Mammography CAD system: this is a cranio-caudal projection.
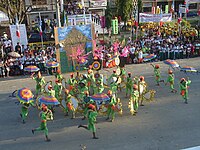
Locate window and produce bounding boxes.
[189,3,197,10]
[32,0,47,5]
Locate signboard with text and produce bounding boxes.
[139,13,172,23]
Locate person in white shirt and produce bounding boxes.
[129,44,136,64]
[138,49,143,64]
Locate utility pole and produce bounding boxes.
[55,0,61,27]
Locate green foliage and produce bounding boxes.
[115,0,133,23]
[138,0,143,13]
[105,2,112,29]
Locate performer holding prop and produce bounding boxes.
[126,72,133,98]
[106,90,117,122]
[138,76,147,106]
[32,104,51,142]
[150,64,164,86]
[55,69,63,81]
[179,78,191,104]
[54,79,63,102]
[67,73,77,95]
[64,89,75,118]
[20,102,35,124]
[129,84,139,115]
[31,71,46,97]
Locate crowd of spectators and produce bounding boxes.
[0,36,56,78]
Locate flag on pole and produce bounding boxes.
[171,0,175,12]
[39,13,43,36]
[16,16,20,38]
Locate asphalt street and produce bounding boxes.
[0,58,200,150]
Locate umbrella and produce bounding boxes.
[180,66,198,72]
[164,59,180,68]
[24,65,40,72]
[38,95,60,105]
[45,61,59,68]
[91,93,110,101]
[16,88,34,103]
[143,54,157,62]
[7,52,21,58]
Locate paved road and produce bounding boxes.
[1,58,200,150]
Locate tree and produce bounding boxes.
[105,2,112,29]
[0,0,30,24]
[115,0,133,29]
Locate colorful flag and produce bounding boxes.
[39,13,43,36]
[16,16,20,38]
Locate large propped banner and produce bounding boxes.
[9,24,28,49]
[54,24,95,73]
[139,13,172,23]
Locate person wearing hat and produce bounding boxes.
[87,69,96,94]
[165,70,177,93]
[150,64,164,86]
[78,104,98,139]
[106,90,117,122]
[32,104,51,142]
[67,73,77,95]
[78,74,89,100]
[179,77,191,104]
[94,73,104,94]
[108,70,118,84]
[82,91,95,120]
[31,71,46,97]
[138,76,147,106]
[129,84,139,115]
[20,101,35,124]
[55,69,63,81]
[126,72,133,98]
[47,84,55,97]
[109,77,118,96]
[64,89,75,118]
[54,79,63,102]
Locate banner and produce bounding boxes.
[9,24,28,49]
[139,13,172,23]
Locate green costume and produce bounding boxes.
[106,96,116,121]
[154,67,161,84]
[95,76,104,94]
[87,72,96,94]
[55,73,63,81]
[88,110,98,132]
[20,102,34,123]
[33,77,46,95]
[130,89,139,114]
[82,97,93,119]
[54,83,62,101]
[126,77,133,96]
[65,93,75,118]
[78,82,88,100]
[67,77,77,95]
[120,68,126,82]
[47,89,55,97]
[180,80,191,103]
[166,73,175,91]
[108,73,118,84]
[32,111,51,141]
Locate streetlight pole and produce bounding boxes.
[55,0,61,27]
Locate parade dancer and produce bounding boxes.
[106,90,117,122]
[138,76,147,106]
[78,75,89,100]
[95,74,104,94]
[179,78,191,104]
[20,101,35,124]
[54,79,63,102]
[32,104,51,142]
[108,70,118,84]
[67,73,77,95]
[87,69,96,94]
[165,70,177,93]
[151,64,164,85]
[47,85,55,112]
[126,72,133,98]
[129,84,139,115]
[31,71,46,97]
[55,69,63,81]
[78,104,98,139]
[64,89,75,118]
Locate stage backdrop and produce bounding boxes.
[55,24,95,73]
